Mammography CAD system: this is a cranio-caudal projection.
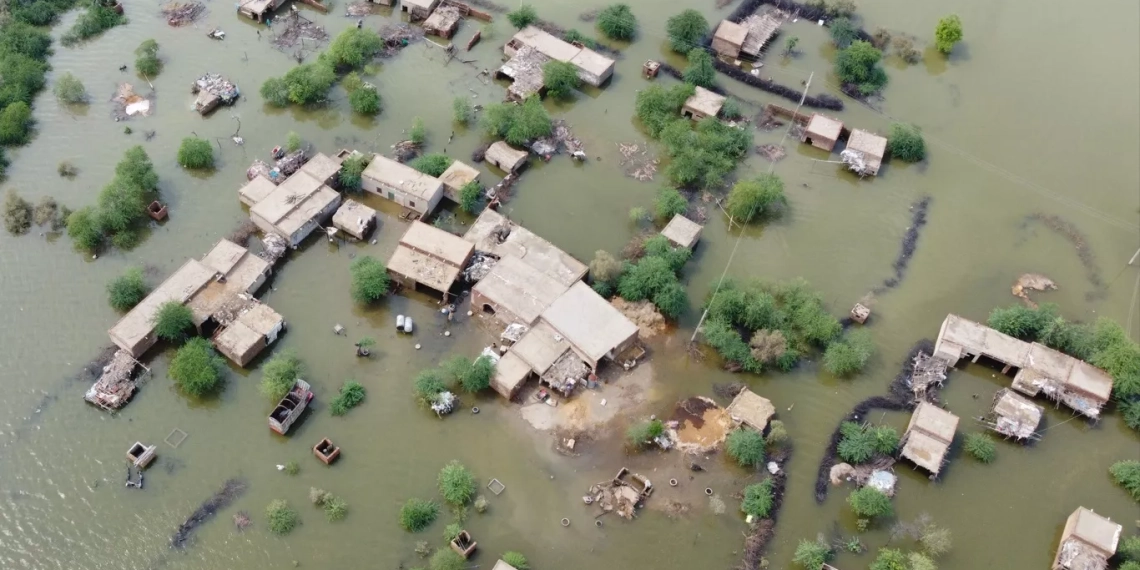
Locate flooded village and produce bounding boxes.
[0,0,1137,569]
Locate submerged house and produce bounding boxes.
[726,388,776,432]
[682,86,726,121]
[842,128,888,176]
[464,209,588,286]
[187,239,273,335]
[1053,507,1121,570]
[237,0,286,22]
[388,221,475,300]
[540,282,639,371]
[899,402,959,476]
[423,4,462,38]
[987,388,1043,440]
[361,154,445,216]
[738,13,781,58]
[250,171,342,248]
[484,141,529,173]
[660,214,703,249]
[331,199,377,240]
[498,45,551,101]
[212,299,285,366]
[401,0,439,19]
[504,26,615,87]
[802,113,844,151]
[439,160,481,202]
[712,20,748,59]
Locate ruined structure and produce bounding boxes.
[438,160,481,202]
[726,388,775,432]
[388,221,475,300]
[842,128,888,176]
[331,199,377,240]
[504,26,614,87]
[1053,507,1121,570]
[985,388,1043,440]
[899,402,958,476]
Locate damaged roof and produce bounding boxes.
[660,214,703,249]
[901,402,959,474]
[684,86,726,117]
[726,388,775,431]
[109,260,216,355]
[510,320,571,376]
[388,245,464,293]
[463,209,588,286]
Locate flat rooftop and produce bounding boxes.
[541,282,639,364]
[298,152,343,183]
[239,175,278,205]
[332,199,377,237]
[685,86,727,117]
[660,214,702,248]
[714,19,748,46]
[438,160,480,192]
[109,260,216,352]
[188,241,271,325]
[846,129,888,159]
[806,113,843,141]
[511,26,581,62]
[464,209,587,286]
[388,245,463,293]
[362,154,444,201]
[510,320,571,376]
[250,169,325,225]
[491,350,531,399]
[485,141,528,172]
[400,221,474,267]
[1063,507,1122,556]
[726,388,775,431]
[901,402,959,474]
[474,255,570,325]
[277,185,340,237]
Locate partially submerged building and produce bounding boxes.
[802,113,844,151]
[187,239,273,333]
[464,209,588,286]
[361,154,444,216]
[712,20,749,59]
[492,560,520,570]
[388,221,475,299]
[504,26,615,87]
[1053,507,1121,570]
[472,255,569,326]
[899,402,959,476]
[423,4,462,38]
[109,260,218,358]
[660,214,703,249]
[491,350,532,400]
[401,0,439,18]
[439,160,480,202]
[987,388,1043,440]
[192,74,240,114]
[85,349,141,411]
[726,388,775,432]
[540,282,639,370]
[250,171,342,248]
[237,0,286,22]
[484,141,528,173]
[212,299,285,366]
[239,174,278,207]
[682,86,726,121]
[331,199,377,240]
[498,44,551,101]
[842,128,888,177]
[738,13,781,58]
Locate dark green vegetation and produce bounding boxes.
[562,28,598,50]
[725,174,786,222]
[3,190,32,234]
[458,181,482,213]
[614,235,690,318]
[438,461,476,506]
[543,60,581,99]
[887,122,926,162]
[626,418,664,447]
[634,83,694,137]
[330,380,366,416]
[61,2,126,47]
[339,154,368,191]
[963,432,996,463]
[441,355,495,393]
[506,5,537,29]
[837,421,899,464]
[286,131,302,152]
[413,369,448,407]
[260,349,303,400]
[1119,535,1140,561]
[987,303,1140,431]
[1110,460,1140,502]
[655,186,687,220]
[725,429,766,468]
[107,267,149,311]
[67,146,160,251]
[740,479,775,518]
[0,17,62,172]
[349,83,382,116]
[262,29,381,108]
[701,279,843,373]
[430,549,465,570]
[266,499,299,534]
[350,256,390,303]
[823,329,876,376]
[848,486,893,518]
[410,117,426,145]
[452,96,474,125]
[829,16,858,48]
[682,48,716,88]
[502,551,530,570]
[596,4,636,40]
[835,40,888,96]
[325,28,383,70]
[177,137,214,169]
[793,538,833,569]
[53,72,87,104]
[411,153,453,177]
[153,301,194,343]
[134,39,160,77]
[481,96,553,146]
[399,497,439,531]
[665,9,708,53]
[720,97,742,120]
[934,15,963,54]
[0,101,33,146]
[169,338,225,396]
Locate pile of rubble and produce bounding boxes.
[583,469,652,520]
[344,1,374,16]
[271,11,329,52]
[463,251,497,282]
[618,142,657,182]
[162,2,205,26]
[84,350,139,411]
[247,159,273,181]
[257,233,289,263]
[193,74,240,104]
[530,119,585,160]
[378,23,424,56]
[112,83,153,120]
[275,150,306,177]
[755,144,786,162]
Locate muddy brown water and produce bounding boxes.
[0,0,1138,569]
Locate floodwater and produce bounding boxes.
[0,0,1137,568]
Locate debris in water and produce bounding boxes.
[1011,273,1056,308]
[112,83,153,120]
[755,143,786,162]
[171,478,247,548]
[162,2,206,26]
[618,141,657,182]
[344,1,375,16]
[1022,213,1105,300]
[233,510,252,530]
[271,11,329,56]
[378,23,424,56]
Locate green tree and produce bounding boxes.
[783,36,799,56]
[414,369,447,407]
[350,85,382,115]
[134,39,161,76]
[823,329,875,376]
[543,60,581,99]
[325,28,383,70]
[1110,460,1140,501]
[562,28,598,49]
[459,356,495,392]
[339,154,368,191]
[869,549,908,570]
[725,429,766,468]
[506,5,537,29]
[153,301,193,343]
[835,40,888,95]
[266,500,299,534]
[410,117,426,145]
[829,16,857,48]
[452,96,474,125]
[1119,535,1140,562]
[350,255,390,303]
[438,461,476,506]
[61,4,126,46]
[169,338,225,396]
[721,97,742,120]
[177,137,214,169]
[481,96,553,145]
[726,174,785,222]
[430,549,465,570]
[887,122,926,162]
[634,83,694,137]
[793,538,833,570]
[655,186,688,219]
[934,15,963,54]
[286,131,303,152]
[589,250,622,295]
[260,77,290,107]
[964,432,996,463]
[53,72,88,104]
[411,153,453,177]
[665,10,708,53]
[458,181,482,213]
[502,552,530,570]
[260,349,303,400]
[682,48,716,88]
[0,101,33,145]
[107,267,149,311]
[597,4,636,40]
[848,486,892,518]
[330,380,366,416]
[67,207,103,250]
[400,497,439,531]
[741,479,775,518]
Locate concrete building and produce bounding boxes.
[332,199,377,240]
[1053,507,1121,570]
[361,154,445,216]
[899,402,959,476]
[498,45,551,101]
[505,26,615,86]
[511,320,571,377]
[239,174,278,207]
[464,209,588,286]
[492,561,521,570]
[726,388,776,432]
[803,114,844,151]
[485,141,528,173]
[238,0,286,21]
[249,171,342,248]
[491,350,532,400]
[400,0,439,18]
[388,221,474,299]
[712,20,748,58]
[540,282,639,370]
[109,261,216,358]
[438,160,480,202]
[682,86,726,121]
[988,388,1043,440]
[423,5,462,38]
[187,239,273,332]
[472,256,569,326]
[213,300,285,366]
[297,151,344,186]
[660,214,703,249]
[844,128,888,176]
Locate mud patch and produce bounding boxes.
[1011,273,1056,308]
[670,397,732,453]
[519,362,654,431]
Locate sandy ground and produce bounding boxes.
[519,361,656,432]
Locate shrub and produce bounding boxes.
[457,181,482,213]
[462,356,494,392]
[823,329,875,376]
[920,524,953,557]
[452,96,474,125]
[350,85,382,115]
[0,101,33,145]
[869,549,907,570]
[828,0,856,17]
[848,486,892,518]
[284,461,300,475]
[0,21,54,57]
[261,77,289,107]
[987,303,1051,339]
[134,39,160,77]
[721,97,742,119]
[829,17,858,48]
[1110,460,1140,501]
[661,117,752,189]
[262,61,336,107]
[618,255,689,319]
[629,206,648,223]
[627,418,664,446]
[414,369,447,406]
[635,83,694,137]
[267,500,299,534]
[330,380,366,416]
[53,72,88,104]
[481,96,552,145]
[409,117,426,145]
[3,190,32,235]
[310,487,332,505]
[326,28,383,70]
[543,60,581,99]
[766,420,789,445]
[438,461,476,506]
[324,495,348,521]
[58,161,78,177]
[1121,563,1140,570]
[502,551,529,570]
[443,522,462,542]
[178,137,214,169]
[726,429,766,468]
[726,174,785,222]
[260,349,303,400]
[793,538,833,569]
[562,28,597,49]
[411,153,453,177]
[888,122,926,162]
[784,36,799,56]
[430,549,465,570]
[838,422,879,463]
[1119,535,1140,561]
[286,131,302,152]
[400,498,439,531]
[1123,400,1140,432]
[473,495,488,513]
[338,153,368,191]
[350,255,390,303]
[963,432,996,463]
[67,206,102,250]
[153,301,193,343]
[32,196,61,228]
[871,425,899,454]
[934,15,963,54]
[107,268,148,311]
[597,4,636,40]
[740,479,775,518]
[506,5,537,29]
[835,40,888,96]
[61,4,126,46]
[666,10,708,53]
[683,48,716,88]
[169,338,225,396]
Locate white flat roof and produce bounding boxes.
[463,209,587,286]
[474,256,569,325]
[513,26,581,62]
[400,221,474,267]
[362,154,444,201]
[278,185,340,236]
[541,282,638,363]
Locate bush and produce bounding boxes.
[835,40,888,95]
[543,60,581,99]
[58,161,78,177]
[53,72,88,104]
[1121,563,1140,570]
[430,549,465,570]
[411,154,453,177]
[330,380,366,416]
[462,356,494,392]
[634,83,693,137]
[481,96,552,145]
[506,5,537,29]
[828,0,857,17]
[627,418,664,446]
[169,338,225,396]
[888,122,926,162]
[439,461,476,506]
[920,524,953,557]
[61,4,126,46]
[1119,535,1140,562]
[869,549,907,570]
[401,498,439,532]
[326,28,383,70]
[134,39,160,77]
[823,329,875,376]
[1123,399,1140,432]
[350,85,382,115]
[502,551,529,570]
[67,206,102,250]
[324,495,348,521]
[618,255,689,319]
[666,9,708,53]
[178,137,214,169]
[963,432,996,463]
[350,255,390,303]
[726,174,785,222]
[409,117,426,145]
[266,500,299,534]
[683,48,716,88]
[1110,460,1140,501]
[284,461,300,475]
[793,538,833,570]
[837,422,897,463]
[107,267,149,311]
[31,196,60,228]
[562,28,598,49]
[848,486,892,518]
[726,429,766,468]
[721,97,742,120]
[414,370,447,406]
[262,61,336,107]
[286,131,302,152]
[741,479,775,518]
[661,117,752,189]
[934,15,963,54]
[597,4,636,40]
[628,206,648,224]
[310,487,332,505]
[829,17,858,48]
[458,181,482,213]
[443,522,462,542]
[0,101,33,145]
[153,301,193,343]
[3,189,32,235]
[655,187,687,220]
[260,349,303,400]
[473,495,489,513]
[766,419,788,445]
[452,96,474,125]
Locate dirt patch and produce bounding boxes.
[670,396,731,453]
[611,297,667,338]
[1012,273,1056,308]
[520,361,655,431]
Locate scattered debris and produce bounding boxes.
[112,83,153,120]
[392,140,421,162]
[464,251,498,282]
[983,388,1043,441]
[610,297,666,338]
[271,11,329,56]
[618,142,657,182]
[378,23,424,56]
[432,391,457,416]
[162,2,206,25]
[586,468,652,520]
[233,511,252,530]
[257,233,289,264]
[206,28,225,40]
[344,1,374,16]
[246,159,273,181]
[275,150,306,177]
[268,379,313,435]
[84,350,141,412]
[755,143,786,162]
[171,478,248,548]
[191,74,240,115]
[1012,273,1056,308]
[908,351,949,403]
